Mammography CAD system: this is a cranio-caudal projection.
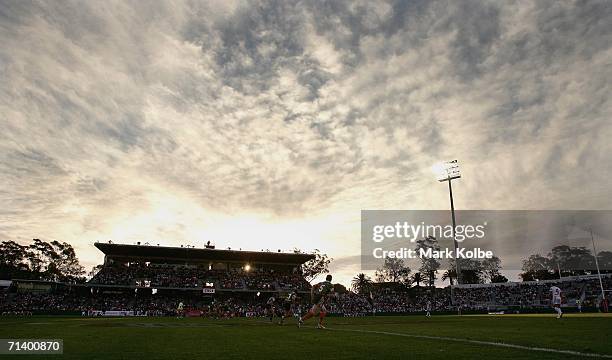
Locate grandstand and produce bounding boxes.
[1,242,315,317]
[90,242,314,291]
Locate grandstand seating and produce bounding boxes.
[89,264,309,291]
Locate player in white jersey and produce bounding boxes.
[266,296,276,322]
[176,301,185,319]
[425,300,432,317]
[550,286,563,318]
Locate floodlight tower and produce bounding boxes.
[434,160,462,285]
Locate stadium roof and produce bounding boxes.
[94,242,316,265]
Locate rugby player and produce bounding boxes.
[550,285,563,318]
[278,290,298,325]
[299,274,334,329]
[266,296,276,322]
[176,301,184,319]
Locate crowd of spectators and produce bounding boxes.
[325,288,453,315]
[244,270,276,290]
[218,270,244,289]
[333,276,612,314]
[90,265,208,288]
[0,291,304,317]
[277,274,311,291]
[1,292,124,314]
[2,276,611,317]
[452,277,612,310]
[89,265,309,292]
[328,292,372,315]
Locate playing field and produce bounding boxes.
[1,314,611,359]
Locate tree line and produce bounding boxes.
[0,239,85,282]
[520,245,612,281]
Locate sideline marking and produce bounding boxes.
[324,327,612,358]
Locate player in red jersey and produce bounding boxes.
[299,274,334,329]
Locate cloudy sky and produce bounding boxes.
[1,0,611,285]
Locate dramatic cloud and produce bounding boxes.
[1,0,611,283]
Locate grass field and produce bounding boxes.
[1,314,611,359]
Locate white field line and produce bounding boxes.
[324,327,612,359]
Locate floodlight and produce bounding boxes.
[434,160,461,182]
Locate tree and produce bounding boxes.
[49,240,85,281]
[415,236,440,287]
[28,238,54,275]
[461,268,484,284]
[0,241,28,269]
[352,273,373,294]
[519,245,604,280]
[333,283,348,294]
[0,241,30,279]
[1,239,84,282]
[449,257,484,284]
[441,268,456,286]
[520,254,556,281]
[598,251,612,274]
[412,272,423,287]
[481,256,503,283]
[491,274,509,283]
[299,249,332,282]
[374,258,411,285]
[548,245,594,276]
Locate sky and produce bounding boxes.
[1,0,611,286]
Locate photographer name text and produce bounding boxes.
[372,247,493,259]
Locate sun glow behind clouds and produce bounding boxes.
[195,212,353,255]
[100,191,351,256]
